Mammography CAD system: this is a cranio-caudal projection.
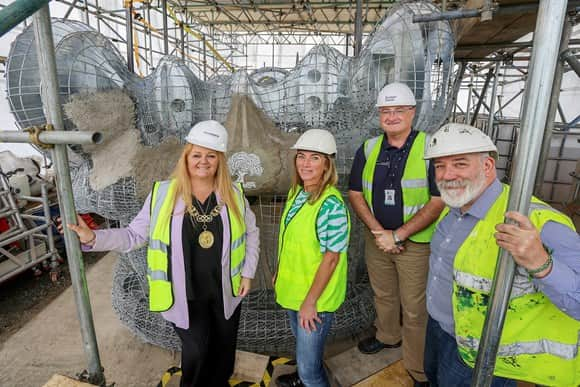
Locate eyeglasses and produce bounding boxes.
[378,107,415,116]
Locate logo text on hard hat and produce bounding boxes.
[203,130,220,138]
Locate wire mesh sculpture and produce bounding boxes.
[5,1,455,353]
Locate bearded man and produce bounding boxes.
[422,123,580,387]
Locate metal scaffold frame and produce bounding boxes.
[1,0,579,385]
[448,33,580,205]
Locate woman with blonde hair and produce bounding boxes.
[67,120,260,387]
[274,129,350,387]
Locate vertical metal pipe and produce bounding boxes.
[471,1,568,385]
[95,0,101,33]
[126,1,134,72]
[466,70,474,124]
[41,183,58,272]
[485,63,501,135]
[162,0,169,55]
[345,33,350,56]
[203,33,207,81]
[271,40,275,67]
[84,0,90,26]
[146,3,153,68]
[185,15,189,65]
[32,5,105,385]
[180,22,185,60]
[449,61,467,122]
[534,18,571,198]
[211,25,216,70]
[354,0,363,56]
[470,68,494,126]
[244,35,248,70]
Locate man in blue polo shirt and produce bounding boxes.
[348,82,444,386]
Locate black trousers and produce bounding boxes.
[173,299,241,387]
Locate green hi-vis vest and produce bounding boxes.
[445,184,579,386]
[147,179,247,312]
[275,186,350,312]
[361,131,435,242]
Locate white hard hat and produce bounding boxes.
[424,123,498,159]
[184,120,228,152]
[376,82,417,107]
[291,129,337,155]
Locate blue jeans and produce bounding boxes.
[287,310,334,387]
[424,315,516,387]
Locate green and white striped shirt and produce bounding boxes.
[285,189,349,253]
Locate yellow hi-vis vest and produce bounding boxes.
[445,184,579,386]
[361,131,435,242]
[275,185,350,312]
[147,179,247,312]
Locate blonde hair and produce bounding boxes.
[169,143,242,222]
[290,152,338,204]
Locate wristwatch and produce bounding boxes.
[392,231,404,246]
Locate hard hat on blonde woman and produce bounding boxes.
[185,120,228,152]
[291,129,337,156]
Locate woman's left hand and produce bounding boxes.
[299,301,321,333]
[238,277,252,297]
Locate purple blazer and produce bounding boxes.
[85,190,260,329]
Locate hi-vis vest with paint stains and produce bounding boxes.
[444,184,579,386]
[361,131,435,242]
[275,185,350,312]
[147,179,247,312]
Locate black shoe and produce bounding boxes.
[357,337,402,354]
[408,372,430,387]
[276,371,304,387]
[411,379,429,387]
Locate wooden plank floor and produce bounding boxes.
[353,360,413,387]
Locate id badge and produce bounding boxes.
[384,189,395,206]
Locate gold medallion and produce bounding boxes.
[198,230,214,249]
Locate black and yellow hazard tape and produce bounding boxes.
[157,366,182,387]
[158,357,294,387]
[229,357,293,387]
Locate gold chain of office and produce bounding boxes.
[187,202,222,223]
[187,201,223,249]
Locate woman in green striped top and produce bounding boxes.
[274,129,350,387]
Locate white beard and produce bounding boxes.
[437,169,487,208]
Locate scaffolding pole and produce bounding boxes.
[32,5,106,385]
[485,62,500,135]
[125,1,134,72]
[354,0,363,56]
[450,62,467,122]
[470,68,494,126]
[162,0,168,55]
[534,18,572,198]
[471,1,568,385]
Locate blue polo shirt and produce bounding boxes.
[348,130,439,231]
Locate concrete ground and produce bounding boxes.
[0,251,407,387]
[0,252,178,387]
